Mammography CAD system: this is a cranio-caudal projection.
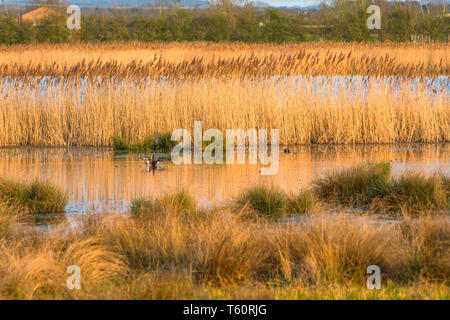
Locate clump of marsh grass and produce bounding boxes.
[0,204,19,240]
[313,162,391,207]
[397,216,450,283]
[131,190,197,218]
[236,186,288,218]
[0,178,68,214]
[371,172,448,214]
[298,215,395,284]
[287,190,316,215]
[314,162,449,214]
[440,174,450,208]
[113,132,176,154]
[0,244,73,299]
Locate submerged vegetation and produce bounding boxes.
[0,178,68,214]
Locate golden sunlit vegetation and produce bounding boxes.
[0,42,448,78]
[0,76,448,147]
[0,194,448,300]
[0,35,448,301]
[0,42,448,147]
[0,178,68,214]
[0,162,448,299]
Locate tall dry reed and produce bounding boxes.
[0,42,448,78]
[0,77,447,146]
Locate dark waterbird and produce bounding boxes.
[143,155,161,170]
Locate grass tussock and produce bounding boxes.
[131,190,197,218]
[0,199,448,299]
[237,186,288,218]
[314,163,449,215]
[313,162,391,207]
[237,186,317,218]
[440,174,450,208]
[287,190,317,215]
[0,178,68,214]
[371,173,448,214]
[397,216,450,283]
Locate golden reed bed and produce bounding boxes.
[0,42,448,147]
[0,78,448,146]
[0,42,448,78]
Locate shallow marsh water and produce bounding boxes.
[0,144,448,216]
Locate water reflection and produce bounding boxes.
[0,144,448,214]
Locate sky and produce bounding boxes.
[262,1,320,6]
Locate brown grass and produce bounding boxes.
[0,42,447,147]
[0,42,448,78]
[0,76,447,147]
[0,195,448,299]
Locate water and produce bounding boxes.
[0,144,448,215]
[2,76,449,95]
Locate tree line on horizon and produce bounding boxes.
[0,0,448,44]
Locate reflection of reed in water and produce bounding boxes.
[0,145,448,207]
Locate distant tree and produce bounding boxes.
[231,6,262,42]
[263,9,293,42]
[35,13,69,43]
[386,4,414,41]
[28,0,66,12]
[207,0,248,9]
[0,15,19,44]
[321,0,372,41]
[420,13,449,41]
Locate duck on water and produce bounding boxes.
[143,155,161,170]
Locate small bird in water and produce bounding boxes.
[283,148,291,154]
[143,155,161,170]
